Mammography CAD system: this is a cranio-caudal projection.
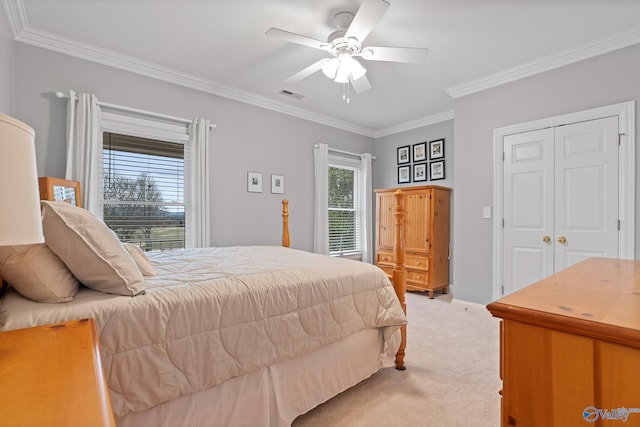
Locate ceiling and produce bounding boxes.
[6,0,640,136]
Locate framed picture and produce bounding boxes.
[271,174,284,194]
[413,142,427,162]
[398,165,410,184]
[397,145,410,164]
[429,139,445,160]
[430,160,445,181]
[413,163,427,182]
[247,172,262,193]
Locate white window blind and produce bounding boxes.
[328,155,362,256]
[102,132,186,251]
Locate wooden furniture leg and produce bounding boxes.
[281,199,290,248]
[392,190,407,370]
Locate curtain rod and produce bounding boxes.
[55,91,216,130]
[315,143,376,160]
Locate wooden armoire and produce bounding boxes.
[375,185,451,298]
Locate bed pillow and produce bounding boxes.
[0,244,79,303]
[41,201,145,296]
[123,243,157,276]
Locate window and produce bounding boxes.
[102,132,186,251]
[328,156,362,257]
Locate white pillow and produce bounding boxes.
[0,244,79,303]
[41,201,145,296]
[123,243,157,276]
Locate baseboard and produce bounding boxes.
[451,298,490,315]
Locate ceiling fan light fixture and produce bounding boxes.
[334,61,350,83]
[345,55,367,80]
[321,57,339,79]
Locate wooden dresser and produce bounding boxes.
[487,258,640,427]
[375,185,451,298]
[0,318,115,427]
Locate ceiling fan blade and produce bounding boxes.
[349,74,372,94]
[284,59,325,83]
[344,0,390,43]
[358,46,429,63]
[265,28,329,51]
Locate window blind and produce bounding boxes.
[328,164,361,256]
[102,132,185,251]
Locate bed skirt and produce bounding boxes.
[117,328,399,427]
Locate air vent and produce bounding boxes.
[279,90,305,100]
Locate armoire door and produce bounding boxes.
[502,116,619,296]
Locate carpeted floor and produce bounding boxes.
[292,291,501,427]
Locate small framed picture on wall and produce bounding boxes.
[413,142,427,162]
[429,139,445,160]
[271,174,284,194]
[430,160,445,180]
[397,145,410,164]
[398,165,411,184]
[413,163,427,182]
[247,172,263,193]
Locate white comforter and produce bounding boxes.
[0,246,406,418]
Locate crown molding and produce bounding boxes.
[373,110,454,138]
[5,1,375,138]
[446,26,640,99]
[2,0,27,38]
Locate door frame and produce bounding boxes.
[493,101,636,300]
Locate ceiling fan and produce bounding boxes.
[266,0,428,102]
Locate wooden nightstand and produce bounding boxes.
[0,318,115,427]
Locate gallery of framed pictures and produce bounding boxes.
[396,138,445,183]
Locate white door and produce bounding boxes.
[554,117,619,270]
[502,116,619,295]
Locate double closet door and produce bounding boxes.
[502,116,619,296]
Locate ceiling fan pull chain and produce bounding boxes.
[343,82,350,103]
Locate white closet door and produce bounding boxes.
[502,117,619,296]
[554,116,619,270]
[503,128,555,296]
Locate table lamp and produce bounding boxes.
[0,113,44,279]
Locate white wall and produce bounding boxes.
[373,120,454,191]
[0,6,14,115]
[13,44,375,252]
[453,43,640,304]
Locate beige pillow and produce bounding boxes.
[0,244,79,303]
[123,243,157,276]
[41,201,145,296]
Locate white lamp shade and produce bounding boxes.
[348,57,367,80]
[321,57,339,79]
[0,113,44,246]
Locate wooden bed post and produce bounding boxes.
[393,190,407,370]
[282,199,290,248]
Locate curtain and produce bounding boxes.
[361,153,373,263]
[189,118,211,248]
[313,143,329,255]
[65,90,101,214]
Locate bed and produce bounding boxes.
[0,196,408,427]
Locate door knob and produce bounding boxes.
[557,236,567,244]
[542,235,551,243]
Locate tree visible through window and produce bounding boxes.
[328,165,360,255]
[102,132,185,251]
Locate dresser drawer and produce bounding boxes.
[406,254,429,271]
[377,252,394,265]
[407,269,429,284]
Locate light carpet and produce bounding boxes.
[292,291,501,427]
